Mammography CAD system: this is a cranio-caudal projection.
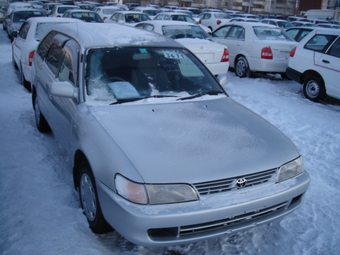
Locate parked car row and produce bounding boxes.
[8,8,340,103]
[8,21,311,247]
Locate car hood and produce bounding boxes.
[90,97,300,183]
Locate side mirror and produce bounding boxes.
[11,31,18,38]
[50,81,78,99]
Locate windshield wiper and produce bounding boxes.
[110,95,177,105]
[177,91,224,101]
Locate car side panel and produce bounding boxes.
[314,51,340,97]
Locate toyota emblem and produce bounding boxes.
[236,178,247,188]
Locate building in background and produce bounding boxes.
[126,0,339,16]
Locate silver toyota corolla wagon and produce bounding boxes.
[30,22,310,247]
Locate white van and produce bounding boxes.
[303,9,335,21]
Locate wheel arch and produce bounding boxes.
[73,150,89,190]
[234,54,248,69]
[302,70,324,85]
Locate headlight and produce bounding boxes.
[277,156,304,182]
[115,174,199,205]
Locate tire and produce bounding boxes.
[78,160,112,234]
[20,64,31,92]
[303,75,325,102]
[33,93,50,132]
[12,51,18,69]
[235,56,251,78]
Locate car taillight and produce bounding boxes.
[29,50,35,66]
[217,20,221,25]
[57,15,61,17]
[198,19,202,24]
[221,48,229,62]
[290,47,296,57]
[261,46,273,59]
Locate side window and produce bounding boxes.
[59,51,74,85]
[212,25,232,38]
[46,45,64,77]
[36,31,58,60]
[328,37,340,58]
[227,26,244,40]
[305,34,337,52]
[18,22,30,39]
[110,13,117,21]
[58,39,80,87]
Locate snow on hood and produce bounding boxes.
[89,97,299,183]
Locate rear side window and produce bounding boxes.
[36,30,58,60]
[46,46,64,77]
[18,22,30,39]
[304,34,338,53]
[328,37,340,57]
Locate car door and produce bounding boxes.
[34,32,70,147]
[314,36,340,97]
[213,25,244,68]
[12,21,30,69]
[48,39,80,150]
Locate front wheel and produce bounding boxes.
[303,75,325,102]
[235,56,251,78]
[78,160,112,234]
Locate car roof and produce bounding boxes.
[262,18,290,22]
[158,12,190,16]
[51,22,182,49]
[27,16,79,23]
[12,8,44,13]
[65,9,96,13]
[227,21,276,27]
[139,20,197,26]
[112,10,147,14]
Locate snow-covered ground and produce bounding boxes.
[1,25,340,255]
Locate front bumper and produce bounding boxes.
[97,171,310,247]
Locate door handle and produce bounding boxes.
[322,59,330,64]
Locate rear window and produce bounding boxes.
[254,26,293,41]
[304,34,338,53]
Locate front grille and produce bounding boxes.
[193,168,277,195]
[180,201,287,236]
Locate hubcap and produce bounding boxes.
[80,173,97,221]
[306,80,320,98]
[236,60,246,77]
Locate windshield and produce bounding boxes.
[85,47,223,103]
[253,26,294,41]
[162,25,209,39]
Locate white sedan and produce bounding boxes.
[135,20,229,77]
[94,6,121,21]
[104,11,151,25]
[197,12,231,31]
[212,22,297,78]
[11,17,80,91]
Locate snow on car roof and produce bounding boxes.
[53,22,181,48]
